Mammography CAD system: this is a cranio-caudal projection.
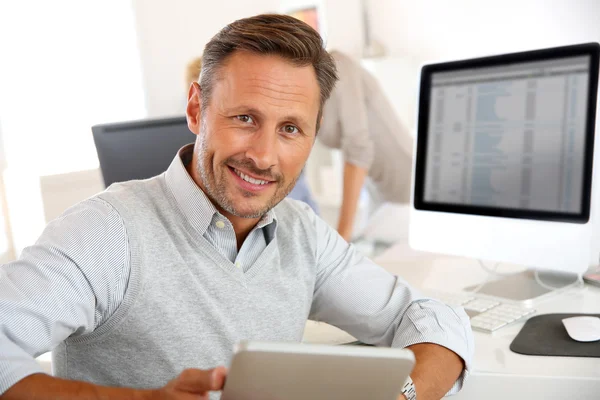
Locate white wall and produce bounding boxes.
[368,0,600,62]
[322,0,364,57]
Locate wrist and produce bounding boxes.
[337,228,352,240]
[401,375,416,400]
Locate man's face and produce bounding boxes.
[188,51,320,219]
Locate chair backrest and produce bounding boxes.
[92,116,195,187]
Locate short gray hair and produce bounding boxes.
[199,14,338,131]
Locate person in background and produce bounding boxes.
[185,56,203,89]
[319,50,414,241]
[186,55,321,215]
[184,56,203,110]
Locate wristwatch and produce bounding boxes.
[401,375,416,400]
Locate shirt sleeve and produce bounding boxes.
[308,208,474,394]
[332,51,375,170]
[0,197,130,394]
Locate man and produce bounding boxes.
[0,14,473,400]
[185,55,320,215]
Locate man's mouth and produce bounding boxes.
[230,167,274,186]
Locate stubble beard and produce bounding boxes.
[195,133,300,219]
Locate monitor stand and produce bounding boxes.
[463,269,582,305]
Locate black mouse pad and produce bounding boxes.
[510,313,600,357]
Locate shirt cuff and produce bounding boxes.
[391,299,475,395]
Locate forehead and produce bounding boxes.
[211,51,321,121]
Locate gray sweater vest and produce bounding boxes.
[52,174,318,395]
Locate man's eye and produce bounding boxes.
[283,125,299,135]
[236,115,253,123]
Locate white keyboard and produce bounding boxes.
[428,291,536,333]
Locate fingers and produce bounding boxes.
[211,366,228,389]
[175,367,228,393]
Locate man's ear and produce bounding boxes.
[186,82,202,135]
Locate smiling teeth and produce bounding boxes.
[234,169,269,185]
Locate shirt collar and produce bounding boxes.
[165,144,277,236]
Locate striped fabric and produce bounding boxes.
[165,149,277,274]
[0,145,474,396]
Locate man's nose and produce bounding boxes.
[245,129,278,171]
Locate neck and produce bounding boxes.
[187,151,260,249]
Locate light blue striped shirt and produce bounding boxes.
[0,145,473,395]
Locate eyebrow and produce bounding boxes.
[224,106,313,130]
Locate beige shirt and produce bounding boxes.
[320,51,414,203]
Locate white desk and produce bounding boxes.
[303,240,600,399]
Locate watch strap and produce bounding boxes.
[401,375,417,400]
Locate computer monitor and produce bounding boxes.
[410,43,600,301]
[92,116,195,187]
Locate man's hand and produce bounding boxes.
[1,367,227,400]
[152,367,227,400]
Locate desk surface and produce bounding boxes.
[303,239,600,398]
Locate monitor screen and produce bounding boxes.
[414,44,600,222]
[92,116,195,187]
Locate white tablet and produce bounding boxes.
[221,341,415,400]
